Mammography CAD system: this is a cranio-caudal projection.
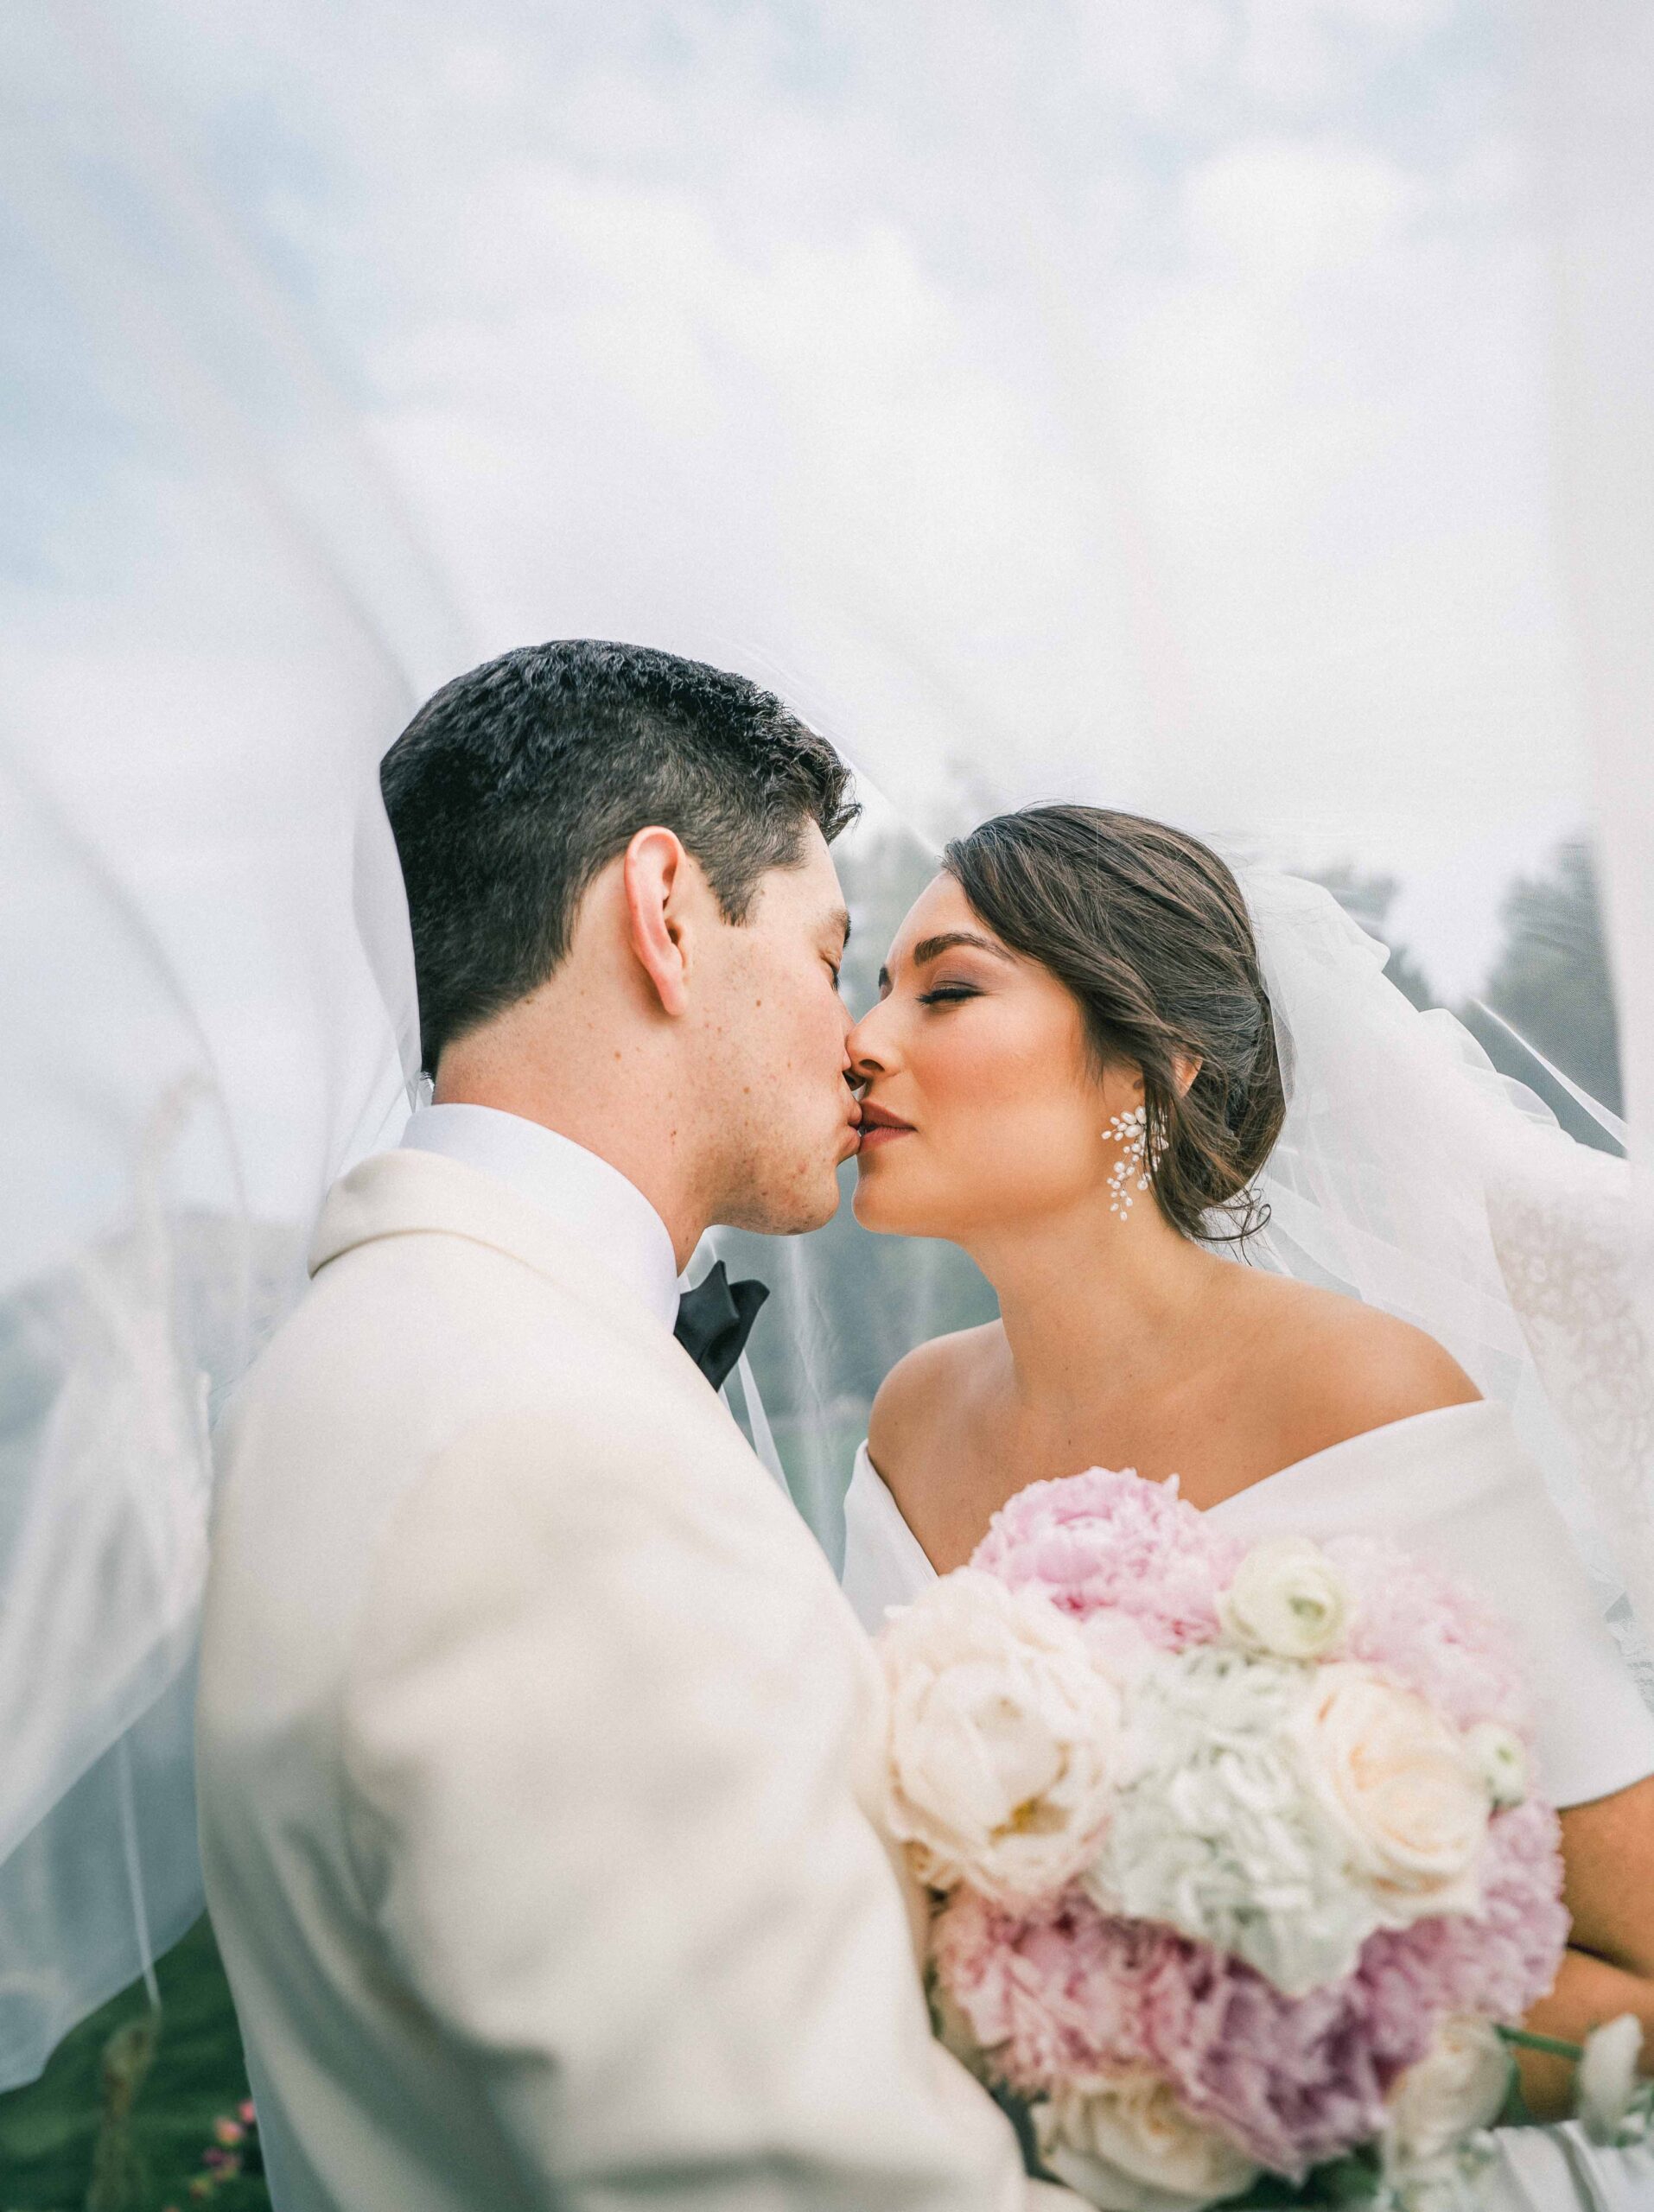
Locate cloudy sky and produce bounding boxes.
[3,0,1605,1014]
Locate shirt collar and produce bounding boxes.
[399,1103,681,1331]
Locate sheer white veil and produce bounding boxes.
[1239,867,1653,1681]
[5,0,1654,2097]
[0,5,446,2082]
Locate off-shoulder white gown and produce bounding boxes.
[842,1400,1654,2212]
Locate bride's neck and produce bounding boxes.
[969,1199,1222,1419]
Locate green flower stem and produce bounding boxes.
[1498,2025,1586,2064]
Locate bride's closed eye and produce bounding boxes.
[917,982,982,1006]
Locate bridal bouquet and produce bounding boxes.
[873,1466,1574,2211]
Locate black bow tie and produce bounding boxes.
[674,1261,769,1392]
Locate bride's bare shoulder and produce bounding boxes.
[1227,1269,1481,1463]
[867,1324,1002,1484]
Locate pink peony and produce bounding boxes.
[932,1807,1566,2184]
[1322,1535,1532,1735]
[933,1885,1428,2181]
[1357,1798,1568,2025]
[971,1466,1242,1649]
[1141,1935,1428,2179]
[932,1885,1160,2089]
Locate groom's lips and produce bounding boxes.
[858,1102,915,1152]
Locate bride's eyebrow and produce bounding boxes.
[877,931,1014,989]
[912,931,1013,966]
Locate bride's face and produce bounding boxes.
[848,874,1137,1242]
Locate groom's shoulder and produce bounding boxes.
[226,1199,687,1468]
[213,1220,767,1630]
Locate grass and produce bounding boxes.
[0,1918,267,2212]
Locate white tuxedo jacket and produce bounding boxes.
[197,1147,1067,2211]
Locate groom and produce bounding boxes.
[195,641,1071,2210]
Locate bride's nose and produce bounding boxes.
[845,1000,896,1083]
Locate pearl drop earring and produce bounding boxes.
[1104,1105,1151,1217]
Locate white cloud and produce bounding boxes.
[4,0,1598,997]
[1183,137,1419,285]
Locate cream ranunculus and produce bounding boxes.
[1218,1535,1351,1662]
[876,1569,1122,1902]
[1385,2014,1512,2172]
[1034,2074,1262,2212]
[1464,1720,1530,1810]
[1297,1664,1491,1925]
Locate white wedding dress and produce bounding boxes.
[843,1401,1654,2209]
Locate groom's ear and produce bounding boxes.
[622,826,694,1019]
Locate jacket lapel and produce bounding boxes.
[310,1148,678,1354]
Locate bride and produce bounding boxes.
[839,802,1654,2205]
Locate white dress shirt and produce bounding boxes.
[400,1103,681,1330]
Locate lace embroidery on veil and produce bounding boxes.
[1491,1136,1654,1700]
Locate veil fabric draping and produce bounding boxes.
[1536,0,1654,1550]
[1241,868,1654,1687]
[3,0,1653,2104]
[0,3,457,2081]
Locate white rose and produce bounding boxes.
[1385,2015,1512,2171]
[1464,1720,1529,1810]
[1219,1535,1351,1661]
[1089,1646,1376,1997]
[1576,2013,1651,2145]
[1298,1665,1490,1926]
[1034,2074,1261,2212]
[877,1569,1122,1901]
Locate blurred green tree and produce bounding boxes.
[1469,839,1622,1137]
[1308,863,1437,1011]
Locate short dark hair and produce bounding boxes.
[381,639,858,1073]
[943,805,1285,1245]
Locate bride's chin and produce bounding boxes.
[850,1174,913,1236]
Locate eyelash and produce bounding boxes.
[918,985,980,1006]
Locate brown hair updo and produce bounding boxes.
[941,805,1285,1243]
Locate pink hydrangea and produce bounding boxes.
[1322,1534,1532,1735]
[971,1465,1242,1649]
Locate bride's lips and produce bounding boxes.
[858,1102,915,1153]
